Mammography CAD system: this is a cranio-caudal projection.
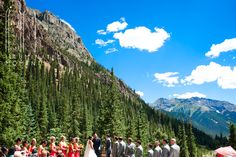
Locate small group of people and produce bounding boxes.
[0,136,81,157]
[147,138,180,157]
[104,136,180,157]
[0,132,180,157]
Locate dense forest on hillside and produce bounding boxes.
[0,1,231,156]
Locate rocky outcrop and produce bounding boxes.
[0,0,140,99]
[1,0,93,68]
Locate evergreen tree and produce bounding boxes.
[229,123,236,149]
[178,123,189,157]
[135,104,149,146]
[0,1,221,151]
[187,123,197,157]
[109,69,125,136]
[0,1,28,146]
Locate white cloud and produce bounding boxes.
[205,38,236,58]
[136,91,144,97]
[114,26,170,52]
[105,48,118,54]
[183,62,222,85]
[97,29,107,35]
[217,66,236,89]
[173,92,206,99]
[106,18,128,33]
[60,19,76,32]
[95,39,115,47]
[183,62,236,89]
[154,72,179,87]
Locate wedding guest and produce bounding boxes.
[147,144,153,157]
[68,138,75,157]
[59,136,67,157]
[112,136,119,157]
[153,141,162,157]
[50,136,57,157]
[38,140,47,157]
[29,138,37,156]
[14,138,22,151]
[135,140,143,157]
[1,146,8,157]
[118,137,126,157]
[22,141,29,157]
[161,139,170,157]
[125,138,135,157]
[169,138,180,157]
[74,137,80,157]
[105,134,111,157]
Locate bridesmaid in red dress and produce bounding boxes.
[59,136,68,157]
[29,138,37,156]
[38,140,48,157]
[74,137,80,157]
[68,138,75,157]
[50,136,57,157]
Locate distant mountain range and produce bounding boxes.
[152,97,236,136]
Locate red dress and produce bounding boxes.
[50,143,57,157]
[59,141,67,157]
[74,143,80,157]
[29,145,36,154]
[68,144,74,157]
[38,145,45,157]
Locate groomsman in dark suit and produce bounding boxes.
[161,139,170,157]
[135,140,143,157]
[112,136,119,157]
[93,132,101,157]
[153,140,162,157]
[125,138,135,157]
[106,134,112,157]
[118,137,126,157]
[169,138,180,157]
[147,144,154,157]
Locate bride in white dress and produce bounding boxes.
[84,136,97,157]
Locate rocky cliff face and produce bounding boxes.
[1,0,93,68]
[0,0,139,99]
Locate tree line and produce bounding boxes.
[0,1,233,157]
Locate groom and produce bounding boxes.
[92,132,101,157]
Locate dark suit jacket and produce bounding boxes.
[93,137,101,151]
[106,138,111,152]
[161,144,170,157]
[169,144,180,157]
[112,141,119,157]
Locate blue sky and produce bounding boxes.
[26,0,236,104]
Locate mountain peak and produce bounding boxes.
[152,97,236,136]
